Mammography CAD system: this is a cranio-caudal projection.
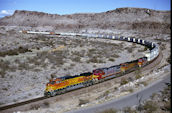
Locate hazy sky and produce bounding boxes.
[0,0,171,17]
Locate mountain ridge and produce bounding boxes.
[0,7,170,33]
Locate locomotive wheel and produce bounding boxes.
[45,92,51,97]
[50,91,56,97]
[61,89,66,94]
[88,82,92,86]
[83,82,88,87]
[99,79,104,83]
[93,78,98,84]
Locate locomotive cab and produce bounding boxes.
[138,58,143,67]
[120,63,129,73]
[138,57,147,67]
[44,78,63,97]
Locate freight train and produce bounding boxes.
[19,30,159,97]
[43,34,158,97]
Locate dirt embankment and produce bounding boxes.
[0,7,170,34]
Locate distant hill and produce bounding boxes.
[0,7,170,33]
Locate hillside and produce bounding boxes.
[0,7,170,33]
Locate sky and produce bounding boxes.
[0,0,171,17]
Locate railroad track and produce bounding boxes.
[0,31,161,113]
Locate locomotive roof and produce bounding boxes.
[58,72,93,80]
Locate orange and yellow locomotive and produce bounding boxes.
[44,57,147,97]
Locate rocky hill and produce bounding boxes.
[0,7,171,33]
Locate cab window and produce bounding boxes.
[50,81,55,85]
[56,81,61,84]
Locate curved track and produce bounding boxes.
[0,31,161,113]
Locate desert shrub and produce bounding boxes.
[36,51,48,59]
[126,47,133,53]
[139,81,148,86]
[143,100,158,113]
[87,56,104,63]
[135,74,142,79]
[138,48,145,52]
[128,88,134,93]
[27,56,41,66]
[123,107,137,113]
[0,50,18,57]
[72,51,84,57]
[163,101,171,111]
[135,68,142,79]
[114,87,118,90]
[120,78,129,85]
[96,91,110,100]
[103,90,110,97]
[0,59,10,77]
[160,43,166,50]
[33,68,41,72]
[150,93,157,99]
[99,108,117,113]
[70,63,75,67]
[18,46,32,53]
[72,56,81,63]
[128,77,134,82]
[13,99,18,102]
[166,54,171,64]
[0,46,32,57]
[9,64,17,72]
[28,93,32,96]
[30,104,40,110]
[0,70,6,78]
[2,87,8,91]
[87,49,96,57]
[132,43,136,47]
[42,101,50,108]
[45,52,64,66]
[144,46,148,51]
[109,58,115,62]
[18,62,30,70]
[111,54,119,58]
[78,99,89,106]
[88,48,96,53]
[50,73,57,79]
